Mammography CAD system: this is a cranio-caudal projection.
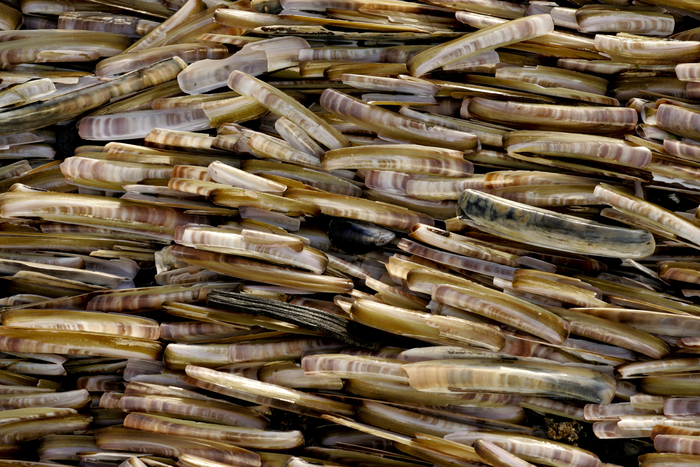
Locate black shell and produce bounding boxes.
[327,218,396,254]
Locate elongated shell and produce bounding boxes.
[459,189,655,259]
[468,98,638,134]
[595,34,700,65]
[319,89,479,152]
[504,131,652,168]
[403,358,616,403]
[407,15,554,77]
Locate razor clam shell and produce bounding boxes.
[79,107,211,141]
[243,160,361,197]
[558,58,676,74]
[509,269,609,308]
[244,131,322,168]
[185,364,354,415]
[301,354,408,383]
[575,307,700,338]
[203,97,269,128]
[322,144,473,177]
[274,117,325,158]
[57,12,158,37]
[406,176,484,200]
[356,400,485,438]
[0,407,78,426]
[123,413,304,449]
[350,299,505,351]
[0,191,205,240]
[86,284,208,312]
[398,238,516,279]
[0,31,130,65]
[327,218,395,255]
[407,15,554,77]
[617,357,700,378]
[93,426,261,467]
[454,12,599,53]
[432,283,568,344]
[576,8,674,36]
[484,185,600,207]
[677,63,700,82]
[0,414,93,443]
[424,0,526,18]
[160,322,251,343]
[363,94,438,106]
[495,65,608,95]
[229,71,348,150]
[0,389,90,409]
[0,327,161,360]
[584,402,655,421]
[0,57,186,135]
[258,360,343,390]
[595,34,700,65]
[656,104,700,142]
[208,162,286,194]
[124,0,205,53]
[654,435,700,456]
[402,358,615,403]
[342,74,439,95]
[146,129,218,152]
[443,50,502,71]
[346,378,523,407]
[366,190,456,220]
[475,439,536,467]
[663,398,700,418]
[96,43,229,77]
[170,245,352,293]
[285,188,434,231]
[119,394,268,428]
[410,224,518,266]
[0,79,55,108]
[468,98,638,134]
[550,308,669,359]
[504,131,652,168]
[319,89,479,152]
[364,170,420,195]
[238,207,301,232]
[179,37,309,95]
[445,431,601,467]
[215,9,310,29]
[398,108,507,148]
[459,189,655,259]
[2,310,159,339]
[304,446,428,467]
[60,157,173,191]
[0,257,128,288]
[595,183,700,248]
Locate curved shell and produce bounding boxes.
[459,189,655,259]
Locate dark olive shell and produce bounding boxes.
[327,218,396,254]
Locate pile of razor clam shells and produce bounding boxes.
[9,0,700,466]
